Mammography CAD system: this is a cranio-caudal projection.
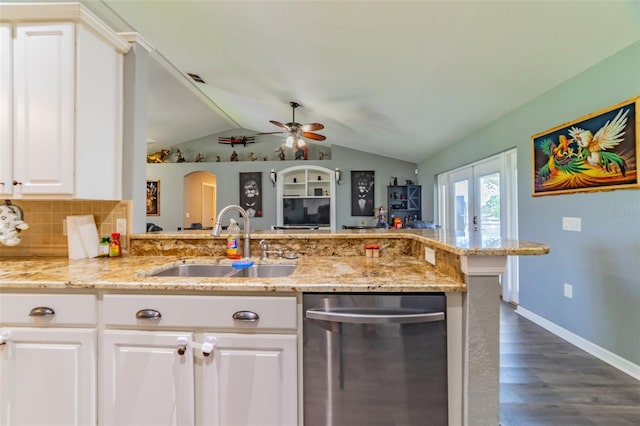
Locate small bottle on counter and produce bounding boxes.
[109,232,122,257]
[98,237,110,258]
[226,219,241,259]
[365,244,380,258]
[393,217,403,229]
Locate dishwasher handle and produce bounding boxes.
[305,307,444,324]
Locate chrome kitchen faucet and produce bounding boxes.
[212,205,251,259]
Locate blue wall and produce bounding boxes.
[419,42,640,365]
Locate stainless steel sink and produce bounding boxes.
[229,264,297,278]
[150,263,296,278]
[151,264,236,277]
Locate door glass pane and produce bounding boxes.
[479,172,500,245]
[454,180,469,245]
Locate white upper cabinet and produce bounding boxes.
[0,24,14,197]
[0,3,129,200]
[12,23,75,196]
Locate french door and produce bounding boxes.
[438,149,519,303]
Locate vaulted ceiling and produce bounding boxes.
[84,0,640,162]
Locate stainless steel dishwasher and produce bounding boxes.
[303,293,448,426]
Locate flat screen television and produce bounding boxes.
[282,198,330,228]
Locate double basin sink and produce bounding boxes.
[150,263,296,278]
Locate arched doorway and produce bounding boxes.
[183,171,217,228]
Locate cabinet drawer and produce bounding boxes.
[0,294,97,326]
[103,295,297,331]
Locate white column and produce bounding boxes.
[120,33,152,233]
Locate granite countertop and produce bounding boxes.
[132,228,550,257]
[0,229,548,293]
[0,255,464,293]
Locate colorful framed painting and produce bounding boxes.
[146,180,160,216]
[351,170,375,216]
[532,95,639,196]
[239,172,262,217]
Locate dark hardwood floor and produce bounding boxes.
[499,303,640,426]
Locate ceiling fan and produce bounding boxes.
[259,101,326,147]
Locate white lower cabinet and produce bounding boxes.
[101,330,195,426]
[0,294,97,426]
[197,333,297,426]
[101,294,299,426]
[0,328,96,426]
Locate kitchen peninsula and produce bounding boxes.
[0,229,548,426]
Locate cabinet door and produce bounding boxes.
[407,185,421,210]
[0,24,12,196]
[198,333,297,426]
[0,327,96,426]
[101,330,195,426]
[13,23,74,195]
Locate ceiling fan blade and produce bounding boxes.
[301,123,324,132]
[256,131,285,135]
[269,120,290,130]
[302,132,326,141]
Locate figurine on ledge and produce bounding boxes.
[374,205,387,228]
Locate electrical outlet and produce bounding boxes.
[562,217,581,232]
[186,212,190,218]
[116,218,127,235]
[564,283,573,299]
[424,247,436,265]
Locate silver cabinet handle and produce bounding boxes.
[306,307,445,324]
[135,309,162,320]
[232,311,259,322]
[29,307,55,317]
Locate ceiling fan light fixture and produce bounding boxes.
[285,135,295,147]
[260,101,326,143]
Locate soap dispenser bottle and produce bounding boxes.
[226,219,241,259]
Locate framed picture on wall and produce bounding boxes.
[532,95,639,196]
[351,170,375,216]
[146,180,160,216]
[240,172,263,217]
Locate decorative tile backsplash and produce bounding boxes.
[0,200,130,257]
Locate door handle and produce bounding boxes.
[306,307,444,324]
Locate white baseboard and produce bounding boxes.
[515,306,640,381]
